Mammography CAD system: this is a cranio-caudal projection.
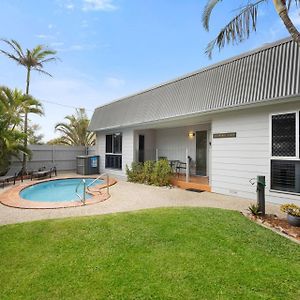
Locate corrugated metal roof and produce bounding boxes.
[89,37,300,131]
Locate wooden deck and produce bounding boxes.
[171,174,211,192]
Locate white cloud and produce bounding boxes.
[66,3,75,10]
[56,0,75,11]
[35,34,55,39]
[105,77,125,88]
[82,0,118,12]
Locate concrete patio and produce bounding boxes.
[0,175,284,225]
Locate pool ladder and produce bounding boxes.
[75,173,110,205]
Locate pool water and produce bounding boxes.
[20,178,103,202]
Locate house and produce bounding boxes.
[89,37,300,205]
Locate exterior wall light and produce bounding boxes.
[188,131,195,138]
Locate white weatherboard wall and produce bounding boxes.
[211,100,300,205]
[96,129,134,178]
[155,124,211,176]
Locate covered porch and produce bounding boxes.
[133,121,212,192]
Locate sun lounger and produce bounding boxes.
[31,166,57,180]
[0,166,23,188]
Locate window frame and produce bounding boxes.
[105,133,122,155]
[269,111,299,161]
[105,133,122,170]
[269,111,300,195]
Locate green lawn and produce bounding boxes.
[0,208,299,300]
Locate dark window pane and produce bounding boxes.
[105,154,122,169]
[106,135,112,153]
[272,113,296,157]
[271,160,300,193]
[113,133,122,154]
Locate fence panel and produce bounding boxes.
[10,145,96,171]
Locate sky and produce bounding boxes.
[0,0,299,142]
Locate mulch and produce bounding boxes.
[246,213,300,242]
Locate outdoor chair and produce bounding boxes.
[175,157,192,177]
[0,166,23,188]
[31,165,57,180]
[168,160,180,172]
[175,161,187,177]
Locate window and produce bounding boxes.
[271,160,299,193]
[271,112,299,194]
[105,133,122,169]
[113,134,122,154]
[106,133,122,154]
[272,113,296,157]
[106,135,112,153]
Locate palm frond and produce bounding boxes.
[287,0,300,9]
[10,39,25,57]
[0,49,21,63]
[0,39,24,59]
[33,67,53,77]
[205,0,267,58]
[39,57,58,64]
[202,0,223,31]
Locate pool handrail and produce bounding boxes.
[86,173,110,196]
[75,179,86,205]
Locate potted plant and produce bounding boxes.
[280,203,300,227]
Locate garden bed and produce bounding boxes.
[246,213,300,242]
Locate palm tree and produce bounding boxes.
[0,86,44,128]
[0,39,57,171]
[0,87,42,173]
[55,109,95,147]
[202,0,300,57]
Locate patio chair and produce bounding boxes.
[168,160,180,172]
[0,166,23,188]
[31,165,57,180]
[175,157,192,177]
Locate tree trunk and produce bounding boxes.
[273,0,300,46]
[22,67,31,173]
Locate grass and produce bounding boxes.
[0,208,299,300]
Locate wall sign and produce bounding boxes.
[213,132,236,139]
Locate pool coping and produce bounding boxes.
[0,175,117,209]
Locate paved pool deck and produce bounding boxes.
[0,175,284,226]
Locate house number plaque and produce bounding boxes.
[213,132,236,139]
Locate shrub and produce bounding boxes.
[126,159,173,186]
[143,160,155,184]
[126,162,144,183]
[151,159,173,186]
[280,203,300,217]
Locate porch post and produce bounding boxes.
[186,148,189,182]
[155,148,159,162]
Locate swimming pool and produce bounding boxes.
[20,178,103,202]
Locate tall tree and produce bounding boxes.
[27,122,44,145]
[0,86,43,173]
[55,109,95,147]
[0,39,57,171]
[202,0,300,57]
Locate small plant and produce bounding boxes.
[248,204,261,216]
[280,204,300,217]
